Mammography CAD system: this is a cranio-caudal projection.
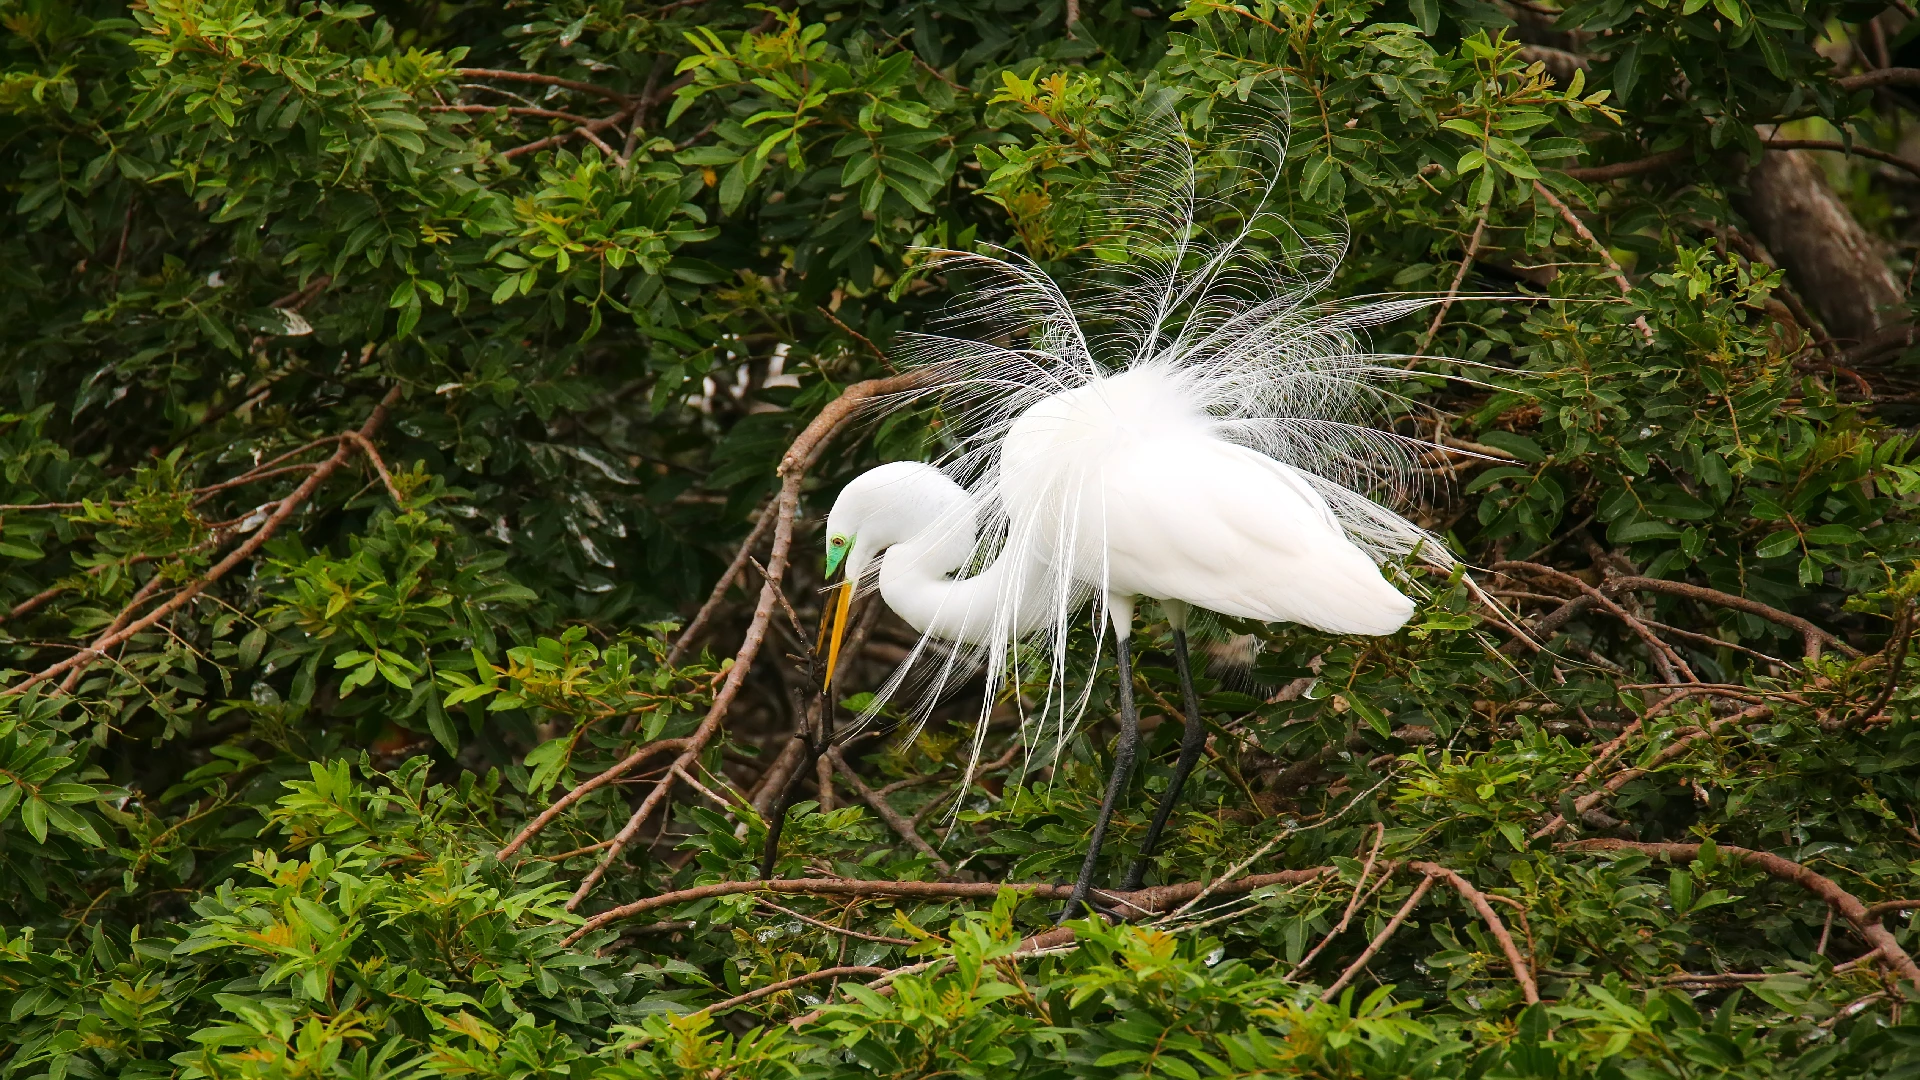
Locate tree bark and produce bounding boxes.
[1733,149,1904,344]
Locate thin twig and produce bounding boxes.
[703,965,889,1014]
[562,868,1334,946]
[1160,776,1392,922]
[1320,871,1437,1001]
[430,104,602,124]
[339,432,404,503]
[499,739,689,859]
[755,897,916,945]
[1606,575,1855,660]
[1291,824,1386,976]
[502,109,633,160]
[1409,861,1540,1003]
[1535,705,1769,839]
[1761,138,1920,180]
[6,386,405,697]
[565,371,938,910]
[453,67,632,106]
[1561,147,1692,182]
[1414,214,1488,357]
[1493,562,1693,682]
[828,747,953,874]
[665,495,777,667]
[1530,180,1655,343]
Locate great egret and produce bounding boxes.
[799,110,1450,918]
[821,365,1420,915]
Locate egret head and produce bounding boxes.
[817,462,975,688]
[822,460,962,590]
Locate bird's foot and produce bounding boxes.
[1051,889,1126,926]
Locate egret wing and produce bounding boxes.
[1097,437,1416,635]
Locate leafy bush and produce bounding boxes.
[5,0,1920,1076]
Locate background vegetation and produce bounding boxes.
[7,0,1920,1075]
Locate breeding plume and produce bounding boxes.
[803,112,1451,918]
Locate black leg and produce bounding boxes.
[757,735,821,879]
[1059,631,1140,923]
[758,692,828,880]
[1122,628,1207,891]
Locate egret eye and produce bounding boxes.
[831,536,846,547]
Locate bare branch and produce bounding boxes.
[5,385,406,698]
[564,867,1333,946]
[1606,575,1856,660]
[453,68,632,107]
[564,371,939,910]
[1321,871,1437,1001]
[1408,861,1540,1003]
[664,495,776,668]
[828,747,953,875]
[704,965,889,1015]
[1566,839,1920,987]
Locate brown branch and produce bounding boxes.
[502,109,632,160]
[563,371,939,910]
[664,495,776,668]
[1860,602,1911,723]
[755,897,917,946]
[575,124,627,167]
[1566,839,1920,987]
[1866,899,1920,920]
[704,965,889,1015]
[6,582,72,624]
[5,386,405,698]
[1498,594,1596,656]
[1492,562,1693,682]
[58,574,169,694]
[1838,67,1920,92]
[1531,181,1655,343]
[338,432,403,503]
[499,736,690,860]
[1292,825,1386,976]
[828,747,953,875]
[429,104,601,124]
[1534,704,1769,839]
[1415,215,1488,357]
[532,839,617,861]
[817,306,895,371]
[1530,688,1699,831]
[453,68,631,107]
[190,463,326,506]
[563,867,1333,946]
[1761,139,1920,181]
[1605,575,1855,660]
[1408,861,1540,1003]
[1321,871,1438,1001]
[563,488,792,908]
[1561,147,1693,182]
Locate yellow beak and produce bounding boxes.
[818,580,854,691]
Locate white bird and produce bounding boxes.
[783,111,1452,918]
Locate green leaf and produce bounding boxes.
[1408,0,1439,34]
[1474,431,1547,463]
[1802,524,1864,546]
[238,627,269,668]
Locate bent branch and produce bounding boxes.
[1566,839,1920,986]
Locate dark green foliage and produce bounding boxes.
[4,0,1920,1076]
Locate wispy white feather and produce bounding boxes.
[836,106,1458,780]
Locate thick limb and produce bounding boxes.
[1121,618,1206,891]
[1060,616,1141,923]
